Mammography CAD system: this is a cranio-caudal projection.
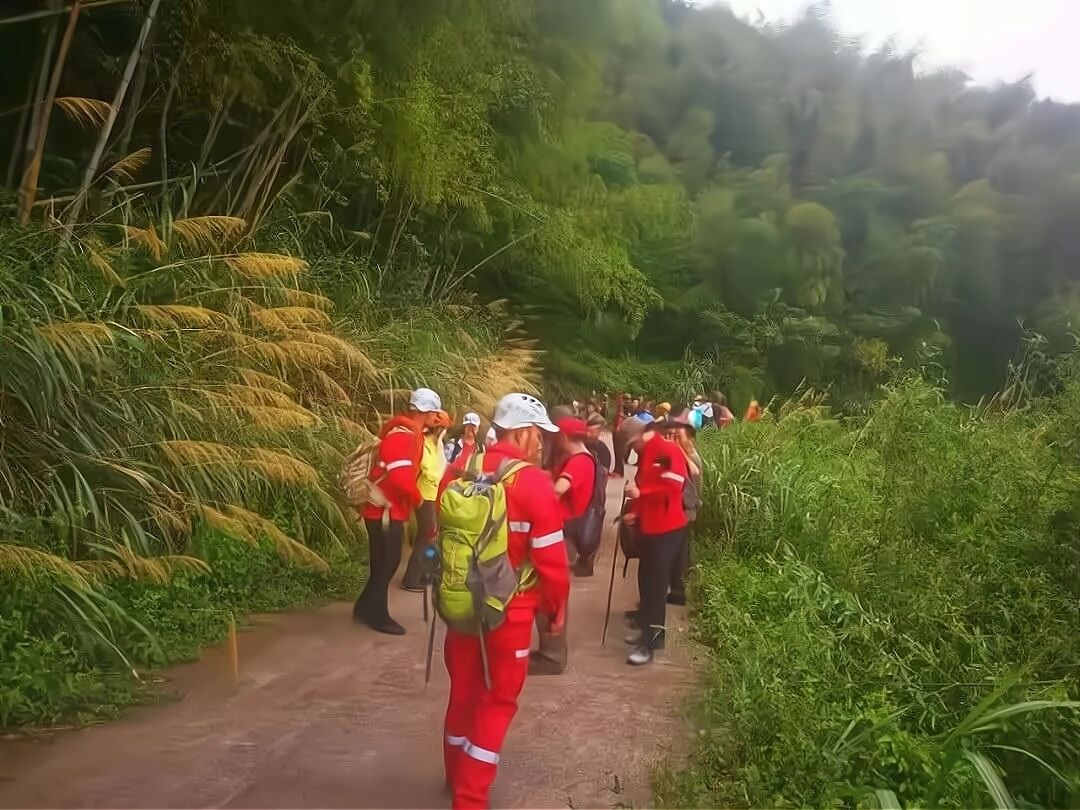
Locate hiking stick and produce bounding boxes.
[601,490,628,647]
[477,626,493,691]
[424,589,437,686]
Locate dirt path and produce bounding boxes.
[0,473,697,809]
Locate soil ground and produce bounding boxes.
[0,470,697,809]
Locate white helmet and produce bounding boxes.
[462,411,481,427]
[409,387,442,413]
[492,393,558,433]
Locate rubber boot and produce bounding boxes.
[528,613,567,676]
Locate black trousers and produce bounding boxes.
[613,431,629,475]
[402,500,437,588]
[636,527,687,648]
[354,518,404,622]
[669,527,691,598]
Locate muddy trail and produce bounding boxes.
[0,474,697,809]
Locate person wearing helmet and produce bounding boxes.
[654,402,672,423]
[529,415,594,676]
[541,403,576,471]
[621,418,690,666]
[446,412,484,470]
[667,410,703,606]
[585,412,612,472]
[402,409,452,592]
[354,387,442,635]
[441,393,569,810]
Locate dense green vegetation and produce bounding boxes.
[1,4,1078,802]
[661,368,1080,808]
[5,0,1080,405]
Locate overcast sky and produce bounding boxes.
[715,0,1079,102]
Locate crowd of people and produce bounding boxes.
[344,386,752,809]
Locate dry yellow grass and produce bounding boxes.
[37,321,115,358]
[54,96,111,129]
[224,253,308,279]
[170,216,248,252]
[104,147,152,184]
[122,224,166,260]
[279,288,334,311]
[0,543,91,589]
[306,368,352,405]
[243,448,321,488]
[294,331,378,376]
[158,440,240,468]
[235,404,320,431]
[235,367,296,395]
[199,504,328,571]
[137,305,240,331]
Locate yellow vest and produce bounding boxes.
[418,435,445,501]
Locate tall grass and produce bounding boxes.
[662,375,1080,808]
[0,221,540,726]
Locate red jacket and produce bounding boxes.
[440,441,569,619]
[628,432,689,535]
[361,415,424,522]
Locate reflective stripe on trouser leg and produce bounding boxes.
[450,615,534,810]
[444,629,482,790]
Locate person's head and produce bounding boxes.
[491,393,558,462]
[693,394,705,406]
[670,409,697,450]
[461,411,481,441]
[426,409,452,434]
[586,413,606,441]
[555,416,588,451]
[656,402,672,420]
[642,400,655,415]
[408,387,442,426]
[631,397,640,412]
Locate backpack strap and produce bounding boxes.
[494,459,530,484]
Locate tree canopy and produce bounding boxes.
[3,0,1080,405]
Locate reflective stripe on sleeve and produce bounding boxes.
[509,521,532,533]
[385,459,413,471]
[515,649,530,659]
[446,735,466,747]
[531,530,564,549]
[660,471,685,483]
[463,741,500,765]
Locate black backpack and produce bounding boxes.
[565,452,607,558]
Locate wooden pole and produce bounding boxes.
[17,0,82,225]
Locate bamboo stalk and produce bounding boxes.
[0,0,127,27]
[62,0,162,230]
[17,0,82,225]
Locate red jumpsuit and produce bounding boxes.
[441,441,570,809]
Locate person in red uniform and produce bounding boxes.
[447,411,483,470]
[442,393,570,809]
[352,387,442,635]
[555,416,599,576]
[622,423,689,665]
[529,415,594,676]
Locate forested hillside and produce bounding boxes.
[4,0,1080,405]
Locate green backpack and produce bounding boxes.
[435,455,537,634]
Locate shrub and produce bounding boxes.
[664,376,1080,808]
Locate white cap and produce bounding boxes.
[492,393,558,433]
[409,387,441,413]
[462,412,481,427]
[485,426,497,444]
